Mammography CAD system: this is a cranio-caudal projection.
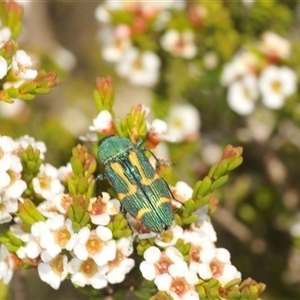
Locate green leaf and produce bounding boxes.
[211,175,228,190]
[195,176,212,196]
[213,160,228,179]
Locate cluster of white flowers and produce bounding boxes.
[0,135,28,224]
[0,27,37,82]
[0,26,38,118]
[221,31,297,115]
[94,0,200,86]
[0,134,133,289]
[139,181,241,300]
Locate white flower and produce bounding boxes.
[12,50,38,80]
[37,193,72,218]
[154,259,199,299]
[0,244,14,284]
[89,110,114,134]
[100,26,132,63]
[221,50,258,86]
[57,162,72,183]
[147,119,176,146]
[171,181,193,204]
[259,31,290,60]
[14,135,47,160]
[154,224,183,248]
[0,196,19,224]
[73,226,117,266]
[88,193,120,225]
[116,48,161,86]
[258,65,297,109]
[106,237,135,284]
[191,219,217,243]
[68,257,108,289]
[161,30,197,59]
[0,136,26,224]
[32,163,65,201]
[31,216,77,262]
[37,254,68,289]
[227,74,259,115]
[198,247,241,286]
[140,246,185,281]
[0,27,11,47]
[0,135,14,173]
[0,56,8,79]
[165,104,200,142]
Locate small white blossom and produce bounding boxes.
[227,74,259,115]
[100,26,132,63]
[161,30,197,59]
[140,246,185,282]
[37,193,72,218]
[0,136,26,224]
[171,181,193,204]
[68,257,108,289]
[12,50,38,80]
[198,247,241,286]
[0,56,8,79]
[89,110,114,134]
[88,193,120,225]
[106,237,135,284]
[259,31,290,60]
[73,226,117,266]
[14,135,47,160]
[221,50,258,86]
[38,254,68,289]
[166,104,200,142]
[116,48,161,86]
[0,244,14,284]
[0,27,11,47]
[31,216,77,262]
[154,257,199,300]
[0,196,20,224]
[258,65,297,109]
[32,163,65,201]
[154,224,184,248]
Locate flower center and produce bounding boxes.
[132,56,143,71]
[39,174,51,190]
[0,147,4,159]
[54,227,71,247]
[170,277,189,297]
[155,257,172,274]
[80,258,98,278]
[109,250,122,268]
[271,80,282,93]
[86,236,103,255]
[210,258,224,277]
[190,245,201,262]
[50,254,65,276]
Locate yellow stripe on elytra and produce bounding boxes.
[129,152,159,185]
[155,197,170,207]
[136,207,152,221]
[111,162,137,201]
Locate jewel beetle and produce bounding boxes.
[97,135,173,233]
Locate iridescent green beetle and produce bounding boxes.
[97,135,173,233]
